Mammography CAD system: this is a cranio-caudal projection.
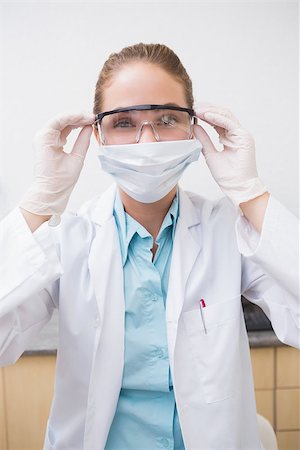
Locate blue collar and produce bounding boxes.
[113,188,180,266]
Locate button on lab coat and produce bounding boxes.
[0,184,299,450]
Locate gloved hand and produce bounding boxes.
[19,113,95,217]
[193,104,268,207]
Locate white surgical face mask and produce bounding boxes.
[96,138,202,203]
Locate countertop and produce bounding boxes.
[23,308,284,356]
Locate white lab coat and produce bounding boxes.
[0,184,299,450]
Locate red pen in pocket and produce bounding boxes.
[199,298,207,334]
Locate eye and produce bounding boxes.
[159,114,178,126]
[111,113,136,128]
[113,118,134,128]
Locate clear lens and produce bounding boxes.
[100,108,193,144]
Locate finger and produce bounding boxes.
[195,105,235,120]
[194,114,227,132]
[46,113,95,131]
[193,123,217,156]
[70,125,93,159]
[60,125,74,145]
[218,134,240,150]
[200,112,240,132]
[214,125,226,136]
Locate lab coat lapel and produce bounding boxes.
[85,184,125,449]
[166,187,202,373]
[88,183,122,322]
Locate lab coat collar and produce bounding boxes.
[178,186,201,229]
[89,183,117,226]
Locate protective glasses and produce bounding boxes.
[94,104,197,145]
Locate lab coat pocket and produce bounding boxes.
[182,295,242,404]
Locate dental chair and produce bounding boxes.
[257,414,278,450]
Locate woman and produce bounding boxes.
[0,43,298,450]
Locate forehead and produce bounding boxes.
[102,62,187,111]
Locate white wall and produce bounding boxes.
[0,1,298,218]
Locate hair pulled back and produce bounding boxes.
[93,43,194,114]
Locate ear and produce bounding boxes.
[190,126,195,139]
[93,125,101,144]
[190,117,198,139]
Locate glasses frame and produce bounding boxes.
[94,104,198,145]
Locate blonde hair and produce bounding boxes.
[93,43,194,114]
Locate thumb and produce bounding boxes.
[193,123,217,158]
[71,125,93,159]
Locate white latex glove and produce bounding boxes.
[193,104,268,207]
[19,113,95,217]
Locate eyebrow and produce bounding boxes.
[162,102,181,107]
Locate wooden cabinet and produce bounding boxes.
[0,356,56,450]
[0,346,299,450]
[0,368,8,450]
[252,346,300,450]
